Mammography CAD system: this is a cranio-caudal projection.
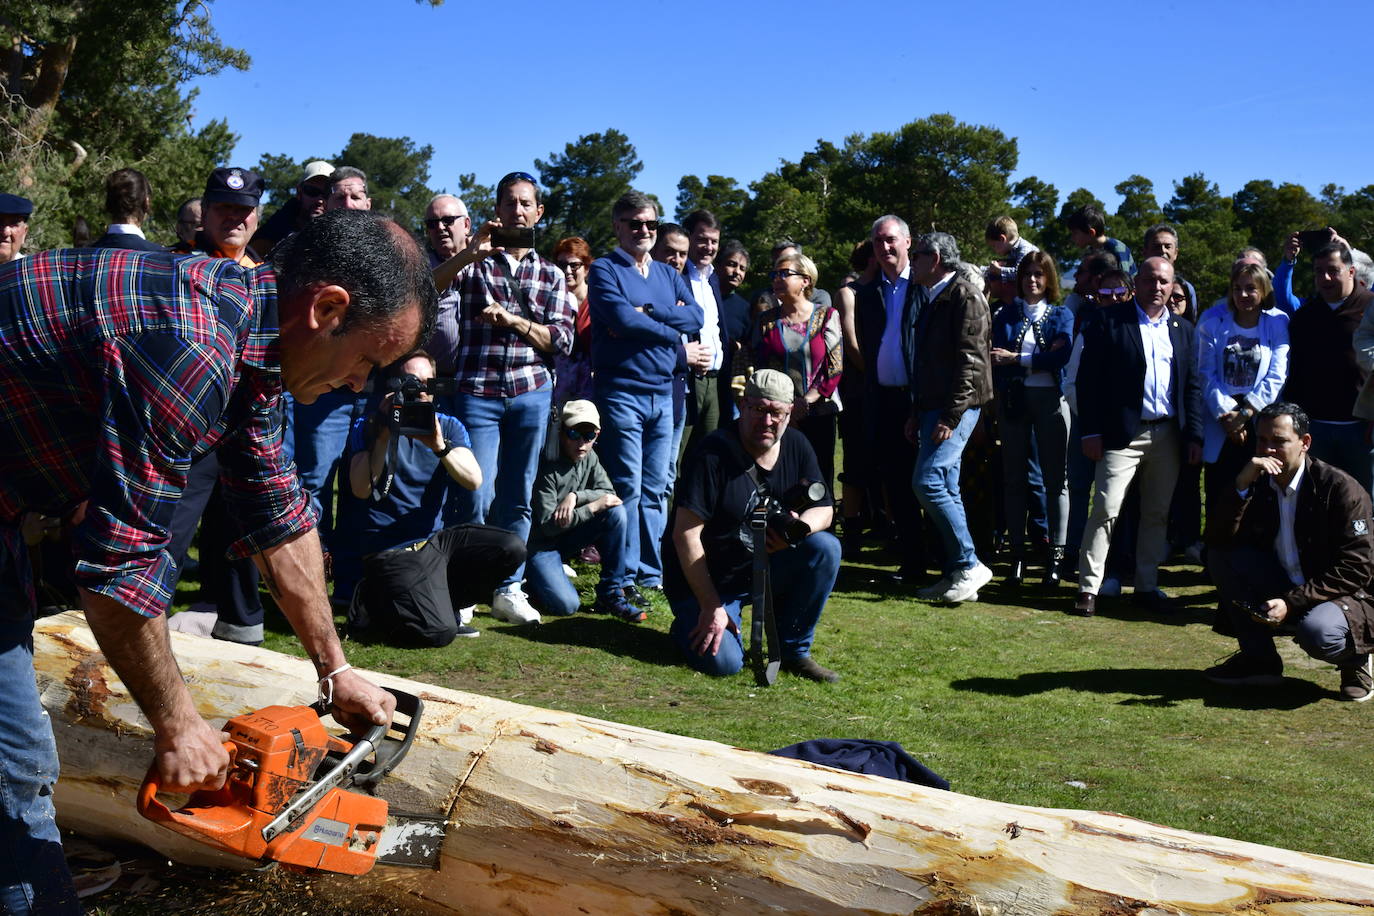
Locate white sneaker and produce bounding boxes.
[914,576,953,600]
[562,563,577,579]
[491,586,541,625]
[457,604,476,625]
[940,562,993,603]
[1098,576,1122,597]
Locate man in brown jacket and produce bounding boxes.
[903,231,994,603]
[1206,402,1374,701]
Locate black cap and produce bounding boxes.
[203,167,264,207]
[0,194,33,216]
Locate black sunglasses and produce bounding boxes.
[619,218,660,231]
[566,426,599,442]
[424,214,466,228]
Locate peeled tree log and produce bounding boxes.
[32,611,1374,914]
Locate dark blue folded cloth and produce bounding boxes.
[769,739,949,790]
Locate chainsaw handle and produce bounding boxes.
[137,740,238,823]
[353,688,423,790]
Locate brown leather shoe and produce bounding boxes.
[1071,591,1096,617]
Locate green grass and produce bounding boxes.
[219,542,1374,866]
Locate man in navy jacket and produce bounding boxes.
[1073,256,1203,616]
[588,190,704,607]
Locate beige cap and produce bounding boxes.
[301,160,334,184]
[561,399,601,429]
[744,369,797,403]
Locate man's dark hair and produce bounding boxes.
[1081,250,1120,279]
[612,190,657,221]
[657,221,687,241]
[770,239,800,261]
[1314,241,1354,267]
[272,210,437,344]
[718,239,749,265]
[1065,204,1106,236]
[105,168,151,223]
[1143,222,1178,249]
[1258,401,1310,438]
[496,170,542,205]
[848,239,875,272]
[683,209,719,236]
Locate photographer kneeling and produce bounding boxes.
[348,352,525,646]
[665,369,842,681]
[1205,402,1374,701]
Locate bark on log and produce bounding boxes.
[33,611,1374,914]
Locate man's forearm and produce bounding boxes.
[254,528,347,676]
[81,589,200,734]
[674,525,723,613]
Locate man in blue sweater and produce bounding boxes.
[588,190,704,606]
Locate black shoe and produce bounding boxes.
[1006,557,1025,587]
[1071,591,1096,617]
[1132,588,1174,614]
[783,657,841,683]
[1204,651,1282,686]
[623,584,649,608]
[1043,546,1065,586]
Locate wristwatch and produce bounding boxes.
[433,444,455,459]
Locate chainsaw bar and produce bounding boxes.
[375,813,446,868]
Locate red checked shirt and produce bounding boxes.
[453,250,576,397]
[0,249,316,616]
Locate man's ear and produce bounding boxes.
[307,284,351,332]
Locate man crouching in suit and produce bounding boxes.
[1205,402,1374,701]
[1072,256,1203,616]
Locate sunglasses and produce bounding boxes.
[619,218,659,231]
[1097,286,1130,296]
[499,170,538,187]
[424,214,467,229]
[566,426,599,442]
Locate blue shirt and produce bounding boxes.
[349,411,472,553]
[876,265,911,387]
[1136,303,1174,420]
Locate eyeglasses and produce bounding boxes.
[1097,286,1130,296]
[769,269,805,280]
[557,260,585,271]
[424,214,467,229]
[1168,292,1187,303]
[566,426,598,442]
[619,218,659,231]
[747,403,791,422]
[498,171,538,187]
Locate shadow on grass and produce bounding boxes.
[950,667,1333,710]
[498,613,682,667]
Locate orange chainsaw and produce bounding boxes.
[137,687,443,875]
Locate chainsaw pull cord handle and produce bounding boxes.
[136,740,239,823]
[317,663,352,708]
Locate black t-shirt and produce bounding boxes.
[663,426,831,599]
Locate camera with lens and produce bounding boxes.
[750,479,828,547]
[387,374,453,437]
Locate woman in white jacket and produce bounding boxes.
[1195,261,1289,530]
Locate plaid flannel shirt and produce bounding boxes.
[0,249,316,617]
[454,250,576,397]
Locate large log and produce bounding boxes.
[33,611,1374,914]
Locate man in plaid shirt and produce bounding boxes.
[449,171,576,625]
[0,210,435,910]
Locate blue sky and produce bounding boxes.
[189,0,1372,221]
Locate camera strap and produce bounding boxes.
[740,457,781,687]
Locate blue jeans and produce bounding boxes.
[912,408,981,573]
[1308,420,1372,494]
[647,399,690,587]
[525,506,627,616]
[596,387,674,589]
[668,531,841,676]
[0,537,81,913]
[291,388,360,549]
[453,386,552,587]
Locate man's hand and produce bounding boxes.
[468,219,502,260]
[688,604,737,657]
[930,422,953,444]
[1236,454,1284,490]
[326,668,396,734]
[1283,231,1301,263]
[553,492,577,528]
[1082,435,1104,462]
[153,715,231,792]
[990,346,1017,367]
[684,341,711,373]
[1256,597,1289,627]
[414,412,443,452]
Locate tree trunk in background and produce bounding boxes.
[33,612,1374,914]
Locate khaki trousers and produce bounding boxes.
[1078,420,1180,594]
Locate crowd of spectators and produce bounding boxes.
[6,171,1374,701]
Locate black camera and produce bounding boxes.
[386,374,452,437]
[751,479,828,547]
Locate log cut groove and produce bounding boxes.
[30,612,1374,914]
